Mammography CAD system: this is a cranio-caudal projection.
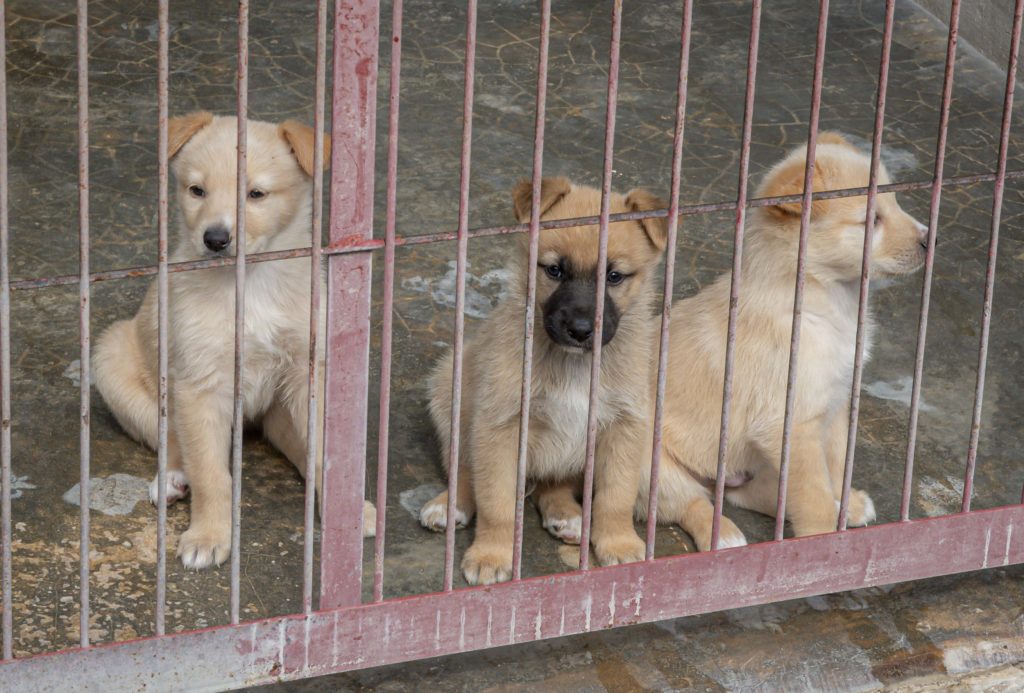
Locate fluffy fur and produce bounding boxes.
[419,177,668,584]
[642,132,928,547]
[93,112,375,570]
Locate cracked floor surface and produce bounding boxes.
[2,0,1022,689]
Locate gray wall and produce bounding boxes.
[914,0,1016,69]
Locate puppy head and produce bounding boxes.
[755,131,927,281]
[511,177,668,351]
[168,112,330,258]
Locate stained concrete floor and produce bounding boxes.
[1,0,1023,689]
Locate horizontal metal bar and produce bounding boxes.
[2,505,1021,690]
[9,167,1024,293]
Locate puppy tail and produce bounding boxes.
[93,318,159,449]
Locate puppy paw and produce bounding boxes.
[845,489,877,527]
[593,531,645,567]
[149,469,189,506]
[419,495,469,532]
[177,523,231,570]
[695,517,747,551]
[362,500,377,538]
[543,513,582,545]
[461,541,512,585]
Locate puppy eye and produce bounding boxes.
[188,184,206,198]
[606,270,625,286]
[542,264,564,281]
[248,189,267,200]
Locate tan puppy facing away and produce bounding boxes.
[419,177,668,584]
[93,112,375,570]
[642,133,927,548]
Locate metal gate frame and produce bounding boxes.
[0,0,1022,689]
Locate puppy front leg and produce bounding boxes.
[591,420,646,566]
[461,422,518,585]
[786,421,839,537]
[823,406,876,527]
[175,385,233,569]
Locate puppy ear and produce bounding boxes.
[278,120,332,177]
[168,111,213,159]
[759,155,830,218]
[511,176,571,223]
[816,130,850,147]
[625,188,670,252]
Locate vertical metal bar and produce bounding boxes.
[774,0,829,542]
[372,0,403,603]
[76,0,91,649]
[709,0,762,551]
[302,0,329,615]
[645,0,693,560]
[837,0,895,530]
[320,0,379,609]
[443,0,478,592]
[511,0,551,581]
[902,0,961,521]
[578,0,623,570]
[154,0,170,636]
[962,0,1024,513]
[230,0,249,626]
[0,0,12,662]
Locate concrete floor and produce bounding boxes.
[2,0,1022,689]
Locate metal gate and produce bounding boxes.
[0,0,1022,689]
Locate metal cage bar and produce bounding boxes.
[578,0,624,571]
[0,0,11,663]
[901,0,961,521]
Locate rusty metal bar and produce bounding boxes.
[154,0,170,637]
[511,0,551,581]
[645,0,693,560]
[319,0,379,610]
[443,0,478,592]
[837,0,895,530]
[2,505,1021,690]
[902,0,961,521]
[372,0,403,602]
[230,0,250,625]
[302,0,329,615]
[7,169,1024,295]
[709,0,762,552]
[579,0,623,571]
[0,0,11,662]
[775,0,829,542]
[962,0,1024,513]
[76,0,91,649]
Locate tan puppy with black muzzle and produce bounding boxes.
[642,132,928,547]
[419,177,668,585]
[93,112,375,569]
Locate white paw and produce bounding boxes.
[716,532,748,549]
[177,525,230,570]
[543,514,582,545]
[419,500,468,532]
[362,500,377,538]
[149,469,189,506]
[862,495,877,524]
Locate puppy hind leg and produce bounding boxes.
[419,467,475,532]
[535,478,583,545]
[93,318,159,449]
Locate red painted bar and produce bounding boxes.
[512,0,552,581]
[579,0,623,571]
[837,0,895,530]
[302,0,329,615]
[373,0,404,601]
[775,0,829,541]
[442,0,479,592]
[320,0,379,609]
[154,0,170,636]
[229,0,250,626]
[645,0,693,560]
[0,0,11,662]
[710,0,762,551]
[902,0,961,521]
[2,506,1021,690]
[962,0,1024,513]
[76,0,91,649]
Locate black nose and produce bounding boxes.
[203,226,231,252]
[566,317,593,343]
